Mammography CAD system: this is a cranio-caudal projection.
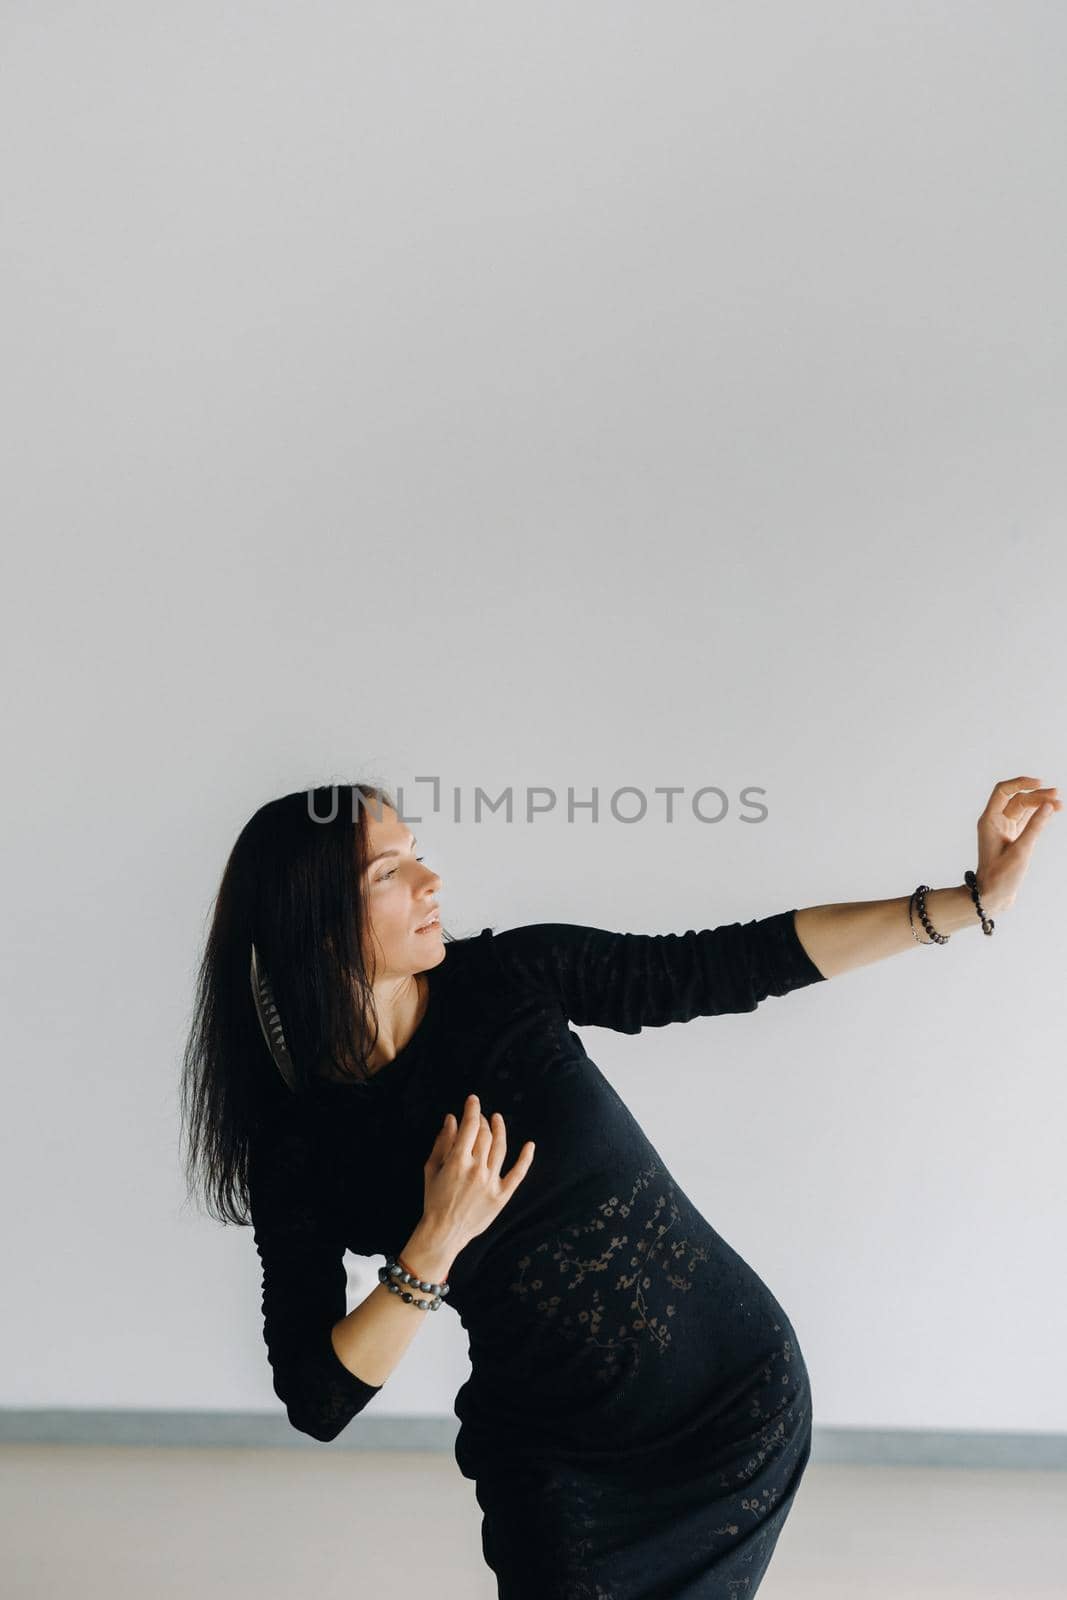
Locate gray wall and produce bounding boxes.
[1,0,1064,1445]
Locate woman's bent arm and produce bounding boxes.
[331,1218,461,1387]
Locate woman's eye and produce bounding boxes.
[378,855,425,883]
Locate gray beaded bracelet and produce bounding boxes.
[377,1254,451,1312]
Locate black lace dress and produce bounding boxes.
[249,912,827,1598]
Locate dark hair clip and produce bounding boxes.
[250,943,298,1093]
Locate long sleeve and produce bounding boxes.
[486,908,826,1033]
[248,1115,383,1442]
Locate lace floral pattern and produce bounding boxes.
[507,1158,709,1383]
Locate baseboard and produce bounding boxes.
[1,1410,1065,1467]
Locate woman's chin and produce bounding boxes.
[415,936,448,968]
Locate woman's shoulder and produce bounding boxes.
[436,924,498,968]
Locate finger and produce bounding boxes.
[998,786,1061,824]
[486,1110,507,1175]
[502,1140,536,1192]
[1019,800,1057,841]
[472,1111,493,1159]
[982,776,1045,820]
[1000,788,1055,820]
[1000,803,1054,875]
[1024,789,1061,817]
[455,1095,481,1154]
[427,1115,454,1168]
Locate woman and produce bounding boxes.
[181,776,1058,1598]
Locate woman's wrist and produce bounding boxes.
[402,1219,461,1284]
[918,884,986,937]
[921,878,1009,938]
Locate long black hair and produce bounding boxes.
[179,781,454,1225]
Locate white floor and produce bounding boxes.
[3,1446,1066,1598]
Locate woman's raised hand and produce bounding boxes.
[975,774,1061,913]
[422,1094,535,1253]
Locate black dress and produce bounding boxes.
[249,911,827,1598]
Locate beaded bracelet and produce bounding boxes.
[377,1253,451,1313]
[964,868,995,935]
[908,870,997,946]
[906,892,929,944]
[913,884,949,944]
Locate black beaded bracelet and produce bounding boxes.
[906,891,930,944]
[908,872,997,946]
[913,884,949,944]
[964,868,995,935]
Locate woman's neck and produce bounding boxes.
[364,971,428,1071]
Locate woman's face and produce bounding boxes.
[360,803,445,980]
